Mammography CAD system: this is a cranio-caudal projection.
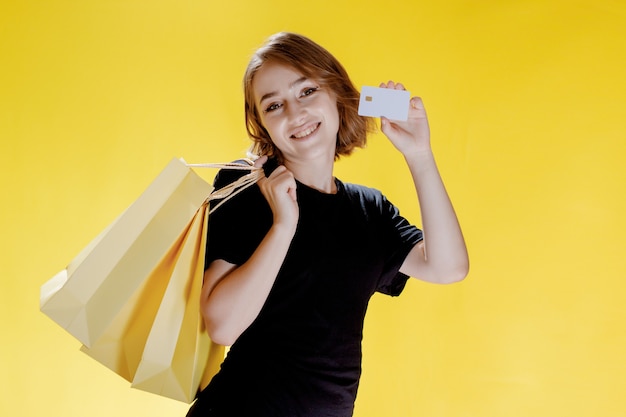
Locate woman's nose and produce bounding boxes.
[286,101,306,125]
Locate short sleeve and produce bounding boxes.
[204,168,272,269]
[374,194,423,296]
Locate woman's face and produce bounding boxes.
[251,61,340,164]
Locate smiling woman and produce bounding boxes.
[251,62,340,178]
[187,32,468,417]
[243,32,371,166]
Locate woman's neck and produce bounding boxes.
[284,157,337,194]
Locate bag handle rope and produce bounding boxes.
[186,160,264,213]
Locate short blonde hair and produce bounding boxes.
[243,32,375,162]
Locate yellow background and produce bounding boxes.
[2,0,625,416]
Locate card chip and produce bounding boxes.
[365,96,373,102]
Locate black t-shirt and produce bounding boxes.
[189,167,423,417]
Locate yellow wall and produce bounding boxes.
[2,1,625,416]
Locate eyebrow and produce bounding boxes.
[258,76,308,105]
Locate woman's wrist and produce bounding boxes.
[403,147,435,166]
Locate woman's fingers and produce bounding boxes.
[257,164,299,227]
[379,80,405,90]
[266,166,297,200]
[253,155,268,169]
[410,96,425,112]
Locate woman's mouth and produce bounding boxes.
[291,122,320,139]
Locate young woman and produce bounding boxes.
[187,32,469,417]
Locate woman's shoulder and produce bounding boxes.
[212,159,254,188]
[213,157,278,189]
[209,159,267,213]
[341,181,386,206]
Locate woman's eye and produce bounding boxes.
[264,103,282,113]
[301,87,319,97]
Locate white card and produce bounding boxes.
[358,86,411,121]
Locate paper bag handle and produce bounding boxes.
[185,160,264,213]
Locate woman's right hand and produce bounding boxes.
[255,156,299,233]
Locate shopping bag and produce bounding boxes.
[81,201,212,402]
[40,157,261,403]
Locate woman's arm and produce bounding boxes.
[379,81,469,284]
[200,157,299,345]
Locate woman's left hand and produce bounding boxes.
[378,81,431,156]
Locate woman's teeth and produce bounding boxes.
[292,123,319,138]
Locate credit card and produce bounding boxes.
[358,86,411,121]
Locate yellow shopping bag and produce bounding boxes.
[40,157,261,403]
